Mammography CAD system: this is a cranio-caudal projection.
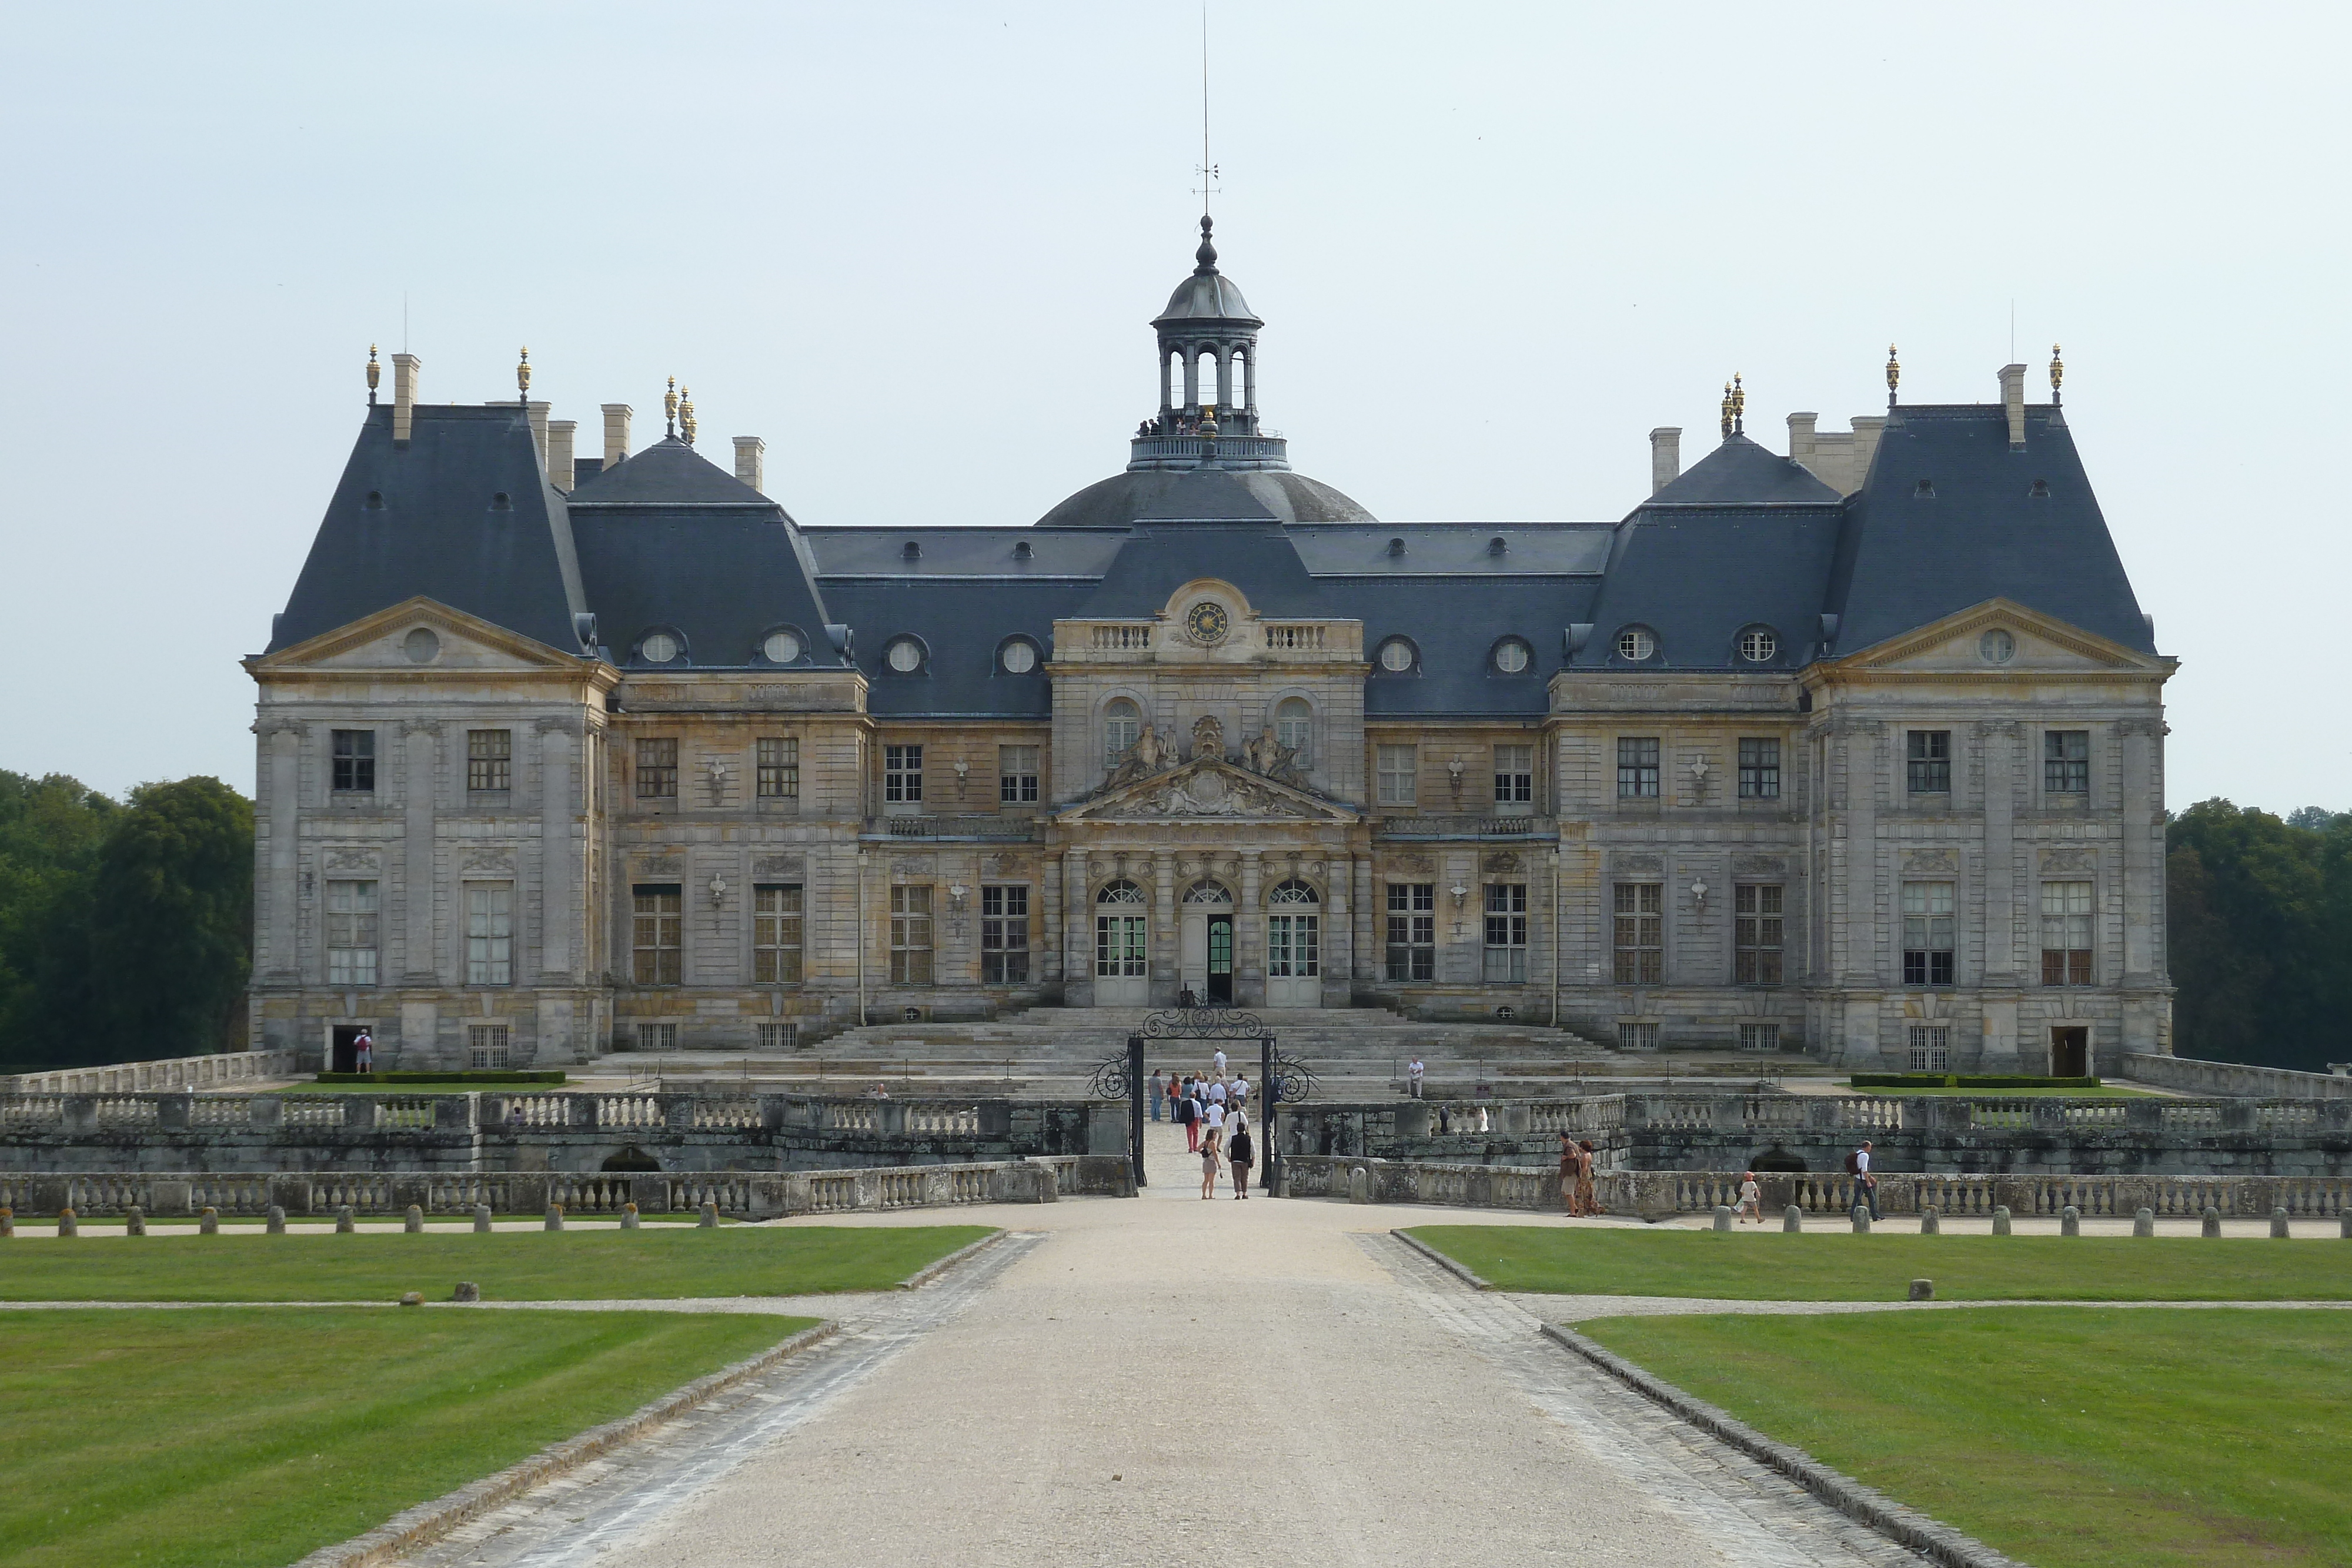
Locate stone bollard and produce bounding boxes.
[335,1206,356,1234]
[2342,1211,2352,1240]
[1851,1206,1871,1235]
[473,1204,492,1233]
[2133,1208,2156,1238]
[0,1207,12,1239]
[1347,1167,1371,1205]
[405,1205,424,1234]
[199,1208,218,1235]
[399,1292,425,1307]
[1908,1278,1935,1301]
[126,1207,145,1237]
[1782,1205,1803,1233]
[2271,1207,2291,1239]
[266,1205,286,1235]
[453,1281,482,1303]
[699,1202,720,1229]
[2201,1206,2222,1239]
[58,1208,78,1238]
[1992,1206,2012,1236]
[544,1205,564,1232]
[1920,1208,1940,1236]
[2060,1205,2081,1238]
[1712,1205,1733,1232]
[621,1203,640,1231]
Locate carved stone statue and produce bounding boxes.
[1190,714,1225,761]
[1105,723,1181,790]
[1247,725,1307,788]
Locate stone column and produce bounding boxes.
[1041,854,1063,986]
[400,721,440,985]
[258,717,302,984]
[2120,719,2156,981]
[1152,848,1178,1003]
[1980,722,2019,981]
[1323,852,1352,1005]
[1237,850,1263,1006]
[1352,853,1375,985]
[537,718,574,984]
[1065,851,1091,1003]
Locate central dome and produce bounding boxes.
[1035,467,1375,530]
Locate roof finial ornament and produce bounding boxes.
[678,385,696,447]
[1194,213,1218,276]
[366,344,379,405]
[2049,343,2064,405]
[517,346,531,407]
[1730,373,1746,436]
[664,375,679,437]
[1886,343,1901,410]
[1720,381,1735,441]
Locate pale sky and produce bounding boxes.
[3,2,2344,813]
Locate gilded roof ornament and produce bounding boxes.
[664,375,679,436]
[1730,372,1745,436]
[517,346,531,404]
[2050,343,2064,404]
[679,385,696,447]
[366,343,379,405]
[1886,343,1901,409]
[1720,381,1734,440]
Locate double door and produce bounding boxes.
[1266,911,1321,1007]
[1181,911,1236,1004]
[1095,914,1149,1006]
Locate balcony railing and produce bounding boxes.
[1375,815,1546,840]
[869,815,1039,842]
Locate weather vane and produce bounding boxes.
[1192,2,1219,216]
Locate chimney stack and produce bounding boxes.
[547,420,577,493]
[524,401,549,472]
[1999,363,2027,449]
[1786,412,1818,470]
[733,436,767,495]
[602,404,632,472]
[391,353,422,443]
[1649,427,1682,495]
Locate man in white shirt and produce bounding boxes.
[1231,1074,1249,1108]
[1850,1139,1881,1220]
[1406,1057,1425,1098]
[1212,1047,1228,1078]
[1207,1078,1227,1107]
[1205,1099,1226,1136]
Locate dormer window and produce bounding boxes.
[1913,479,1936,499]
[901,540,922,560]
[1616,627,1658,663]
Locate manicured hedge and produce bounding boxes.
[1849,1072,2102,1090]
[313,1070,567,1085]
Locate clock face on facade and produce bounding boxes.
[1185,600,1231,644]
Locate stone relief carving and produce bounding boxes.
[1240,727,1306,788]
[1731,854,1788,876]
[1614,854,1664,875]
[1190,715,1225,761]
[324,848,382,872]
[1481,851,1522,874]
[2040,848,2097,873]
[1902,848,1959,874]
[1104,724,1182,790]
[462,850,516,875]
[892,855,938,878]
[1139,770,1298,818]
[638,852,685,876]
[753,854,807,877]
[1393,852,1436,875]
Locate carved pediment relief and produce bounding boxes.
[1057,758,1356,825]
[1902,848,1959,874]
[754,854,807,878]
[2040,848,2097,874]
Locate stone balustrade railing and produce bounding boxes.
[1,1050,300,1096]
[2119,1053,2352,1101]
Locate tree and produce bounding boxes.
[86,777,254,1057]
[0,772,118,1067]
[2165,798,2351,1071]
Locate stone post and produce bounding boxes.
[1237,851,1263,1005]
[1041,854,1063,986]
[1152,849,1178,1003]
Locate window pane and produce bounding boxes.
[757,737,800,799]
[1616,737,1659,798]
[467,729,512,792]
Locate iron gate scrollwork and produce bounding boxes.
[1264,1051,1317,1106]
[1088,1053,1137,1102]
[1141,1006,1268,1040]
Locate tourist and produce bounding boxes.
[1178,1086,1200,1153]
[1205,1098,1226,1139]
[1406,1056,1425,1098]
[353,1029,373,1073]
[1213,1047,1228,1078]
[1200,1125,1222,1199]
[1849,1139,1881,1220]
[1559,1132,1580,1216]
[1576,1140,1598,1216]
[1437,1103,1451,1135]
[1228,1112,1254,1199]
[1148,1069,1164,1121]
[1231,1073,1249,1108]
[1207,1076,1227,1109]
[1736,1171,1763,1225]
[1475,1103,1491,1134]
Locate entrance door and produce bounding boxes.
[1265,878,1322,1008]
[1207,916,1234,1004]
[330,1026,365,1073]
[2051,1027,2089,1077]
[1094,879,1150,1007]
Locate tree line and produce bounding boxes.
[2166,800,2351,1073]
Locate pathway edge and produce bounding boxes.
[1536,1322,2030,1568]
[898,1227,1007,1289]
[1389,1228,1494,1290]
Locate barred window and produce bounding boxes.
[325,880,379,986]
[1738,1022,1781,1052]
[1902,881,1956,986]
[981,885,1030,984]
[1737,737,1780,800]
[1493,744,1533,806]
[1613,882,1663,984]
[890,885,933,984]
[1385,883,1435,981]
[632,884,682,985]
[756,1021,798,1051]
[2041,880,2093,986]
[1616,737,1660,799]
[754,884,804,984]
[465,881,513,986]
[331,729,375,793]
[1482,883,1528,983]
[635,1022,677,1052]
[1906,730,1952,794]
[635,738,678,798]
[757,737,799,799]
[1618,1021,1659,1051]
[884,744,923,804]
[2044,730,2089,795]
[1908,1025,1952,1072]
[466,729,512,793]
[467,1023,509,1070]
[1377,744,1418,806]
[999,745,1040,805]
[1735,884,1783,985]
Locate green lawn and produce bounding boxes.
[1407,1226,2352,1300]
[1579,1309,2352,1568]
[0,1225,991,1302]
[0,1307,809,1568]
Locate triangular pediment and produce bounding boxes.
[1825,598,2173,678]
[1057,757,1358,824]
[246,596,589,675]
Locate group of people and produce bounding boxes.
[1720,1139,1885,1226]
[1150,1055,1258,1199]
[1556,1134,1599,1215]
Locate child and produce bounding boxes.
[1736,1170,1763,1225]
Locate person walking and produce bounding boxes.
[1559,1131,1581,1216]
[1407,1056,1425,1099]
[1736,1170,1763,1225]
[1207,1076,1227,1111]
[1178,1086,1200,1153]
[1228,1112,1255,1199]
[1575,1140,1598,1216]
[1212,1047,1228,1079]
[1230,1073,1249,1111]
[1204,1098,1227,1141]
[1849,1139,1882,1220]
[1199,1125,1222,1199]
[1148,1069,1164,1121]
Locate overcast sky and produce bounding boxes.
[2,3,2344,813]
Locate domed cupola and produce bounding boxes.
[1131,216,1287,472]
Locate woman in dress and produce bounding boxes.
[1199,1125,1222,1199]
[1227,1112,1254,1200]
[1574,1139,1599,1216]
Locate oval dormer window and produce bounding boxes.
[1616,627,1658,662]
[763,630,803,664]
[1979,628,2016,665]
[1000,639,1038,674]
[1739,628,1778,664]
[403,627,440,664]
[1492,637,1531,674]
[1377,637,1416,673]
[640,632,680,663]
[884,637,924,674]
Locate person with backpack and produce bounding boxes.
[1846,1139,1881,1220]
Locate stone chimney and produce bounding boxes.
[524,401,549,472]
[733,436,766,495]
[547,420,577,493]
[1786,412,1818,470]
[1999,363,2027,448]
[1649,427,1681,495]
[391,353,422,443]
[1852,415,1886,484]
[602,404,632,472]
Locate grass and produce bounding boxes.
[1405,1226,2352,1300]
[0,1307,810,1568]
[0,1225,992,1302]
[1578,1309,2352,1568]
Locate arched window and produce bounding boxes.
[1197,349,1219,410]
[1104,699,1141,767]
[1164,350,1182,413]
[1268,879,1319,905]
[1274,697,1312,765]
[1097,880,1147,905]
[1182,880,1234,905]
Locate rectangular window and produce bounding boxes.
[1492,745,1534,807]
[1612,882,1663,984]
[632,884,682,985]
[1738,1022,1782,1052]
[1907,1025,1952,1072]
[635,1022,677,1052]
[890,884,933,984]
[757,737,799,800]
[981,884,1031,983]
[2041,880,2094,986]
[467,1023,510,1070]
[466,729,512,793]
[1482,883,1529,982]
[1618,1022,1659,1051]
[998,745,1040,805]
[884,744,924,805]
[1377,744,1417,807]
[1737,737,1781,800]
[1734,884,1783,985]
[756,1021,798,1052]
[635,738,678,798]
[2044,730,2089,795]
[331,729,375,793]
[754,884,804,984]
[1616,737,1660,799]
[1906,730,1952,794]
[1901,880,1956,985]
[1385,883,1436,981]
[325,879,379,986]
[465,882,513,986]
